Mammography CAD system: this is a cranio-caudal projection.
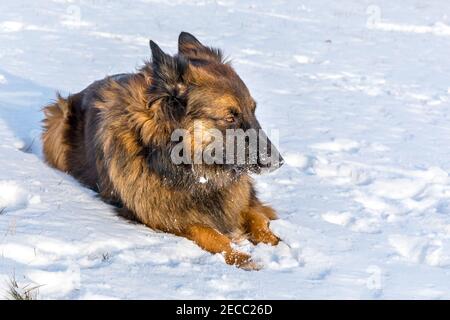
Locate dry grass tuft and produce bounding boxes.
[6,277,40,300]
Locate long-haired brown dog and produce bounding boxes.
[42,32,284,270]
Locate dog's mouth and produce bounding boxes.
[249,158,285,174]
[228,156,285,175]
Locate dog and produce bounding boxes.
[42,32,284,270]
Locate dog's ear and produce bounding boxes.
[178,32,203,53]
[150,40,187,89]
[178,32,223,63]
[149,40,188,120]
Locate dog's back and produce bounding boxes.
[42,75,130,191]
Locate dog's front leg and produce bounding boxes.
[243,204,280,246]
[182,224,260,270]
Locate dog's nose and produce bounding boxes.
[253,128,284,173]
[272,155,285,169]
[257,150,284,173]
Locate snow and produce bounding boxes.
[0,181,32,213]
[310,139,361,153]
[294,55,314,64]
[1,0,450,299]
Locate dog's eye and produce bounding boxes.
[225,115,236,123]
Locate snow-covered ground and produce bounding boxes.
[1,0,450,299]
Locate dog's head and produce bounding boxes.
[146,32,283,181]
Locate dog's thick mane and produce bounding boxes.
[113,40,243,192]
[93,62,241,194]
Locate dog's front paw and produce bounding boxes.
[249,229,280,246]
[238,259,263,271]
[225,251,261,271]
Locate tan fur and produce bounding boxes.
[184,224,257,270]
[41,33,283,270]
[42,94,71,171]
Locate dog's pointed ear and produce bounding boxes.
[178,32,203,53]
[150,40,170,66]
[149,39,187,88]
[178,32,223,63]
[148,40,188,119]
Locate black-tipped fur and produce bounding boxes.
[178,31,224,63]
[149,40,189,121]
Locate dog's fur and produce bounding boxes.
[42,32,282,270]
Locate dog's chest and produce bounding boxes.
[190,179,251,230]
[220,179,251,222]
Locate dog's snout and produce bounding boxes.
[271,154,285,169]
[255,131,284,173]
[257,152,284,172]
